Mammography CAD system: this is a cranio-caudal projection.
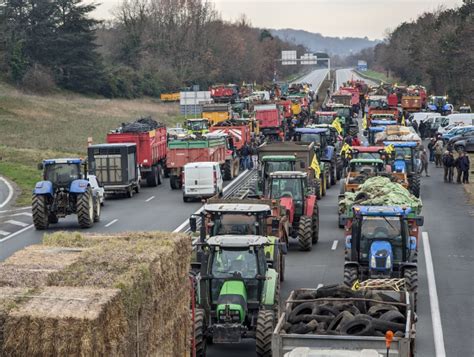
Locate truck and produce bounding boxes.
[106,119,166,187]
[210,84,239,103]
[272,285,416,357]
[202,103,231,125]
[88,143,141,198]
[255,104,284,141]
[166,136,226,189]
[209,120,251,150]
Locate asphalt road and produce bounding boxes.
[292,68,329,94]
[0,176,13,210]
[336,68,377,88]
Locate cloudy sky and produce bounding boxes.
[89,0,463,39]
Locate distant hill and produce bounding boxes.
[271,29,380,56]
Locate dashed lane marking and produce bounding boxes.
[145,196,155,202]
[0,230,11,236]
[0,224,34,243]
[10,212,32,217]
[105,219,118,228]
[5,220,29,228]
[331,240,338,250]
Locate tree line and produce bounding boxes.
[349,0,473,104]
[0,0,303,97]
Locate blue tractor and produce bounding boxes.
[427,95,453,115]
[32,158,101,229]
[343,206,423,297]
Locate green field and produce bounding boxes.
[0,82,181,206]
[356,69,398,84]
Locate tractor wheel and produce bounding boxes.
[315,179,322,200]
[279,253,285,282]
[146,166,159,187]
[326,170,330,190]
[321,174,327,197]
[223,160,233,181]
[330,164,336,186]
[256,310,274,357]
[127,187,134,198]
[404,268,418,295]
[134,181,140,194]
[93,197,101,223]
[170,175,181,190]
[343,266,359,288]
[77,187,94,228]
[48,213,58,224]
[274,279,281,315]
[157,164,164,185]
[297,216,313,251]
[32,195,49,230]
[336,161,343,180]
[408,174,421,198]
[312,205,319,244]
[194,309,207,357]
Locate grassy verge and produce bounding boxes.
[0,82,181,206]
[355,69,398,84]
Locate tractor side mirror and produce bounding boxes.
[189,216,197,232]
[37,163,44,170]
[415,216,424,227]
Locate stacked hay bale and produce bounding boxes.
[0,231,191,356]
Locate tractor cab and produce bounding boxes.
[428,95,452,115]
[344,206,423,288]
[314,111,337,125]
[258,155,296,194]
[384,141,419,174]
[186,118,209,135]
[366,126,385,145]
[193,235,278,353]
[309,124,343,151]
[294,128,333,162]
[347,146,394,165]
[348,159,385,175]
[39,158,86,189]
[267,171,307,220]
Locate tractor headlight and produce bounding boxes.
[385,255,391,269]
[370,255,376,268]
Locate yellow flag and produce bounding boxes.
[340,143,351,156]
[332,117,343,134]
[401,115,406,126]
[351,280,361,291]
[385,144,395,155]
[362,114,367,129]
[310,155,321,177]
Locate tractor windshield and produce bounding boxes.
[300,133,322,144]
[317,115,334,124]
[359,216,403,261]
[335,108,351,119]
[212,214,258,235]
[270,178,303,201]
[211,248,259,279]
[44,164,81,186]
[265,161,294,174]
[187,120,208,131]
[393,147,415,171]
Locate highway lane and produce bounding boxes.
[292,68,329,95]
[336,68,377,88]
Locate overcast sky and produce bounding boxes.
[89,0,463,39]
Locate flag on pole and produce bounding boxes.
[362,114,367,129]
[310,155,321,177]
[340,143,352,157]
[332,117,343,134]
[401,115,406,126]
[385,144,395,155]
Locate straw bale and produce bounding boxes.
[3,287,127,356]
[0,245,83,288]
[0,287,31,348]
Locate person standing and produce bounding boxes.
[460,152,470,184]
[420,148,429,177]
[454,152,463,183]
[434,139,444,167]
[241,143,250,170]
[251,143,258,169]
[352,136,361,146]
[427,138,436,162]
[442,151,455,182]
[419,120,426,139]
[412,120,419,134]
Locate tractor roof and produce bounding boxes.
[270,171,307,178]
[371,120,397,126]
[295,128,327,135]
[349,158,384,165]
[43,158,83,165]
[261,155,296,162]
[204,203,271,214]
[207,235,269,247]
[308,124,333,131]
[351,146,385,153]
[353,205,412,216]
[368,127,385,132]
[315,111,337,115]
[383,141,418,148]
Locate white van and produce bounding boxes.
[183,162,223,202]
[437,113,474,134]
[408,112,439,125]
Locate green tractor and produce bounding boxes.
[192,235,279,356]
[189,199,287,281]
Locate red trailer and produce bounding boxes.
[106,125,167,187]
[210,84,239,103]
[255,104,284,140]
[277,100,293,119]
[209,123,251,150]
[166,137,227,189]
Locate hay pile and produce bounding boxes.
[0,231,191,356]
[339,176,422,214]
[374,125,421,144]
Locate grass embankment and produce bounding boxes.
[0,82,180,206]
[355,69,398,84]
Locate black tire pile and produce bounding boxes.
[121,117,164,133]
[281,285,408,338]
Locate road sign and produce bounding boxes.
[282,50,297,65]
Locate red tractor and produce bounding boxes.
[266,171,319,251]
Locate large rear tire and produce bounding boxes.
[330,164,336,186]
[256,310,274,357]
[223,160,233,181]
[321,174,327,197]
[312,205,319,244]
[343,266,359,288]
[77,187,94,228]
[404,268,418,306]
[315,179,322,200]
[157,164,164,185]
[146,166,159,187]
[297,216,313,251]
[170,175,181,190]
[93,197,101,222]
[194,309,207,357]
[408,174,421,198]
[32,195,49,230]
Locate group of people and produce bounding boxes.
[239,142,259,170]
[426,137,470,183]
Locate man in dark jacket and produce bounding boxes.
[459,152,470,184]
[442,151,455,183]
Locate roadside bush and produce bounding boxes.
[21,65,57,94]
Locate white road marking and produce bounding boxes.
[5,219,29,227]
[0,176,14,209]
[331,240,338,250]
[0,230,11,236]
[10,212,32,217]
[145,196,155,202]
[105,219,118,228]
[316,283,323,289]
[0,206,31,214]
[422,232,446,357]
[0,224,34,243]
